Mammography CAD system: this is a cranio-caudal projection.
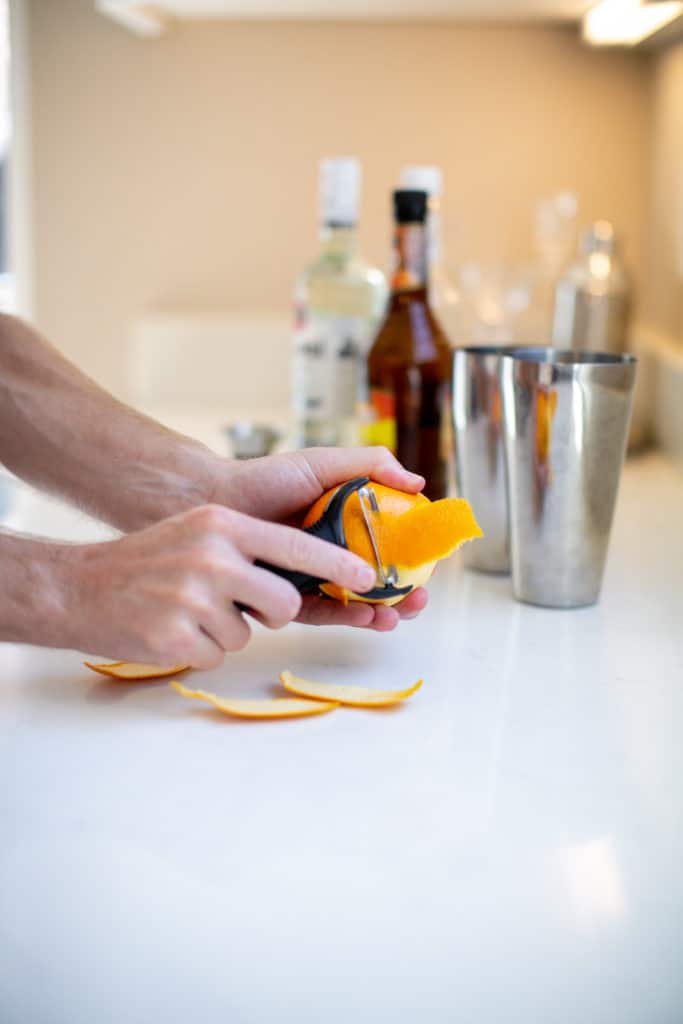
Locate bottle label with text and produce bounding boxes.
[291,314,366,422]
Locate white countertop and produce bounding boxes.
[1,452,683,1024]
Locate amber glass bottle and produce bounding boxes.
[365,190,452,499]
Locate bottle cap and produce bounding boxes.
[319,157,361,227]
[393,189,428,224]
[399,165,443,199]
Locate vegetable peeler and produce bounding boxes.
[250,475,413,602]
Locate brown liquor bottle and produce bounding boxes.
[366,190,452,499]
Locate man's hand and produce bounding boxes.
[215,445,425,523]
[59,503,395,669]
[0,313,429,647]
[211,446,429,631]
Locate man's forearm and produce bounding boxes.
[0,314,220,530]
[0,531,77,648]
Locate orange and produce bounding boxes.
[303,481,482,606]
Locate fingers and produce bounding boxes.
[229,563,302,629]
[298,446,425,496]
[193,628,230,670]
[296,596,376,628]
[394,587,429,619]
[296,589,428,630]
[194,604,252,656]
[232,513,376,594]
[366,604,401,631]
[192,585,426,653]
[171,621,226,672]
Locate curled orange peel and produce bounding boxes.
[84,660,190,681]
[279,669,423,708]
[170,680,338,719]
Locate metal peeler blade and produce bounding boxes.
[357,486,398,587]
[354,485,412,601]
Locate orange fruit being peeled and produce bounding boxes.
[303,482,483,606]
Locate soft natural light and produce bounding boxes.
[559,838,626,927]
[94,0,166,37]
[583,0,683,45]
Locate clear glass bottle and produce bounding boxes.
[552,220,645,450]
[399,165,460,346]
[290,157,388,448]
[365,190,452,500]
[552,220,630,353]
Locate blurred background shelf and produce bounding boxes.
[4,0,683,461]
[129,311,290,417]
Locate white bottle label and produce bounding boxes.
[292,315,367,421]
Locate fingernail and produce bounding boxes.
[406,472,425,485]
[357,564,376,589]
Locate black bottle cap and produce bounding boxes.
[393,189,428,224]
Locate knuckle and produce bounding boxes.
[168,624,197,664]
[284,587,303,620]
[146,619,194,665]
[371,445,394,464]
[189,503,229,533]
[269,587,302,629]
[189,545,226,577]
[333,548,359,583]
[223,558,252,596]
[136,616,170,654]
[175,572,202,604]
[286,528,312,566]
[194,647,224,672]
[229,617,251,652]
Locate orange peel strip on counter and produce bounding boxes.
[170,680,338,719]
[279,669,423,708]
[84,660,191,680]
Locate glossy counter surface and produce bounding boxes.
[1,453,682,1023]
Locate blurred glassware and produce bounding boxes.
[224,422,283,460]
[552,220,629,352]
[551,221,646,450]
[399,165,461,346]
[452,345,513,574]
[457,263,537,346]
[534,191,578,272]
[533,191,579,338]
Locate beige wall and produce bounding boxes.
[644,40,683,343]
[26,0,652,397]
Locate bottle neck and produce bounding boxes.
[390,222,428,294]
[427,199,442,267]
[319,223,358,261]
